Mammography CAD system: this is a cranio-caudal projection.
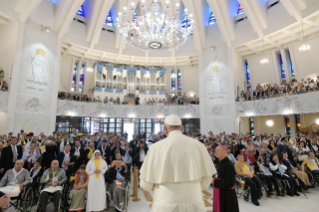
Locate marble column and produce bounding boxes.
[7,20,61,135]
[199,44,236,134]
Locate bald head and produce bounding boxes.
[215,146,227,160]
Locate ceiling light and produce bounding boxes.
[299,20,311,52]
[260,38,269,65]
[266,120,274,127]
[41,25,51,33]
[115,0,195,51]
[87,67,93,73]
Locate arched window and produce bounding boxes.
[77,5,85,17]
[237,4,245,16]
[181,15,191,28]
[105,12,113,26]
[208,12,217,25]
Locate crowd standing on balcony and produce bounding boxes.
[236,76,319,102]
[58,92,200,105]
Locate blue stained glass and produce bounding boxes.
[208,12,217,25]
[77,5,85,17]
[237,4,245,16]
[245,60,250,84]
[181,15,191,28]
[133,10,138,19]
[104,12,113,26]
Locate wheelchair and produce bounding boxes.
[64,179,88,212]
[106,179,130,212]
[2,183,37,212]
[35,182,70,212]
[304,165,319,187]
[235,174,263,202]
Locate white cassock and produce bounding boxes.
[140,130,216,212]
[86,150,108,212]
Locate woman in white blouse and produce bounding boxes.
[297,141,310,162]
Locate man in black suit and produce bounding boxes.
[139,131,146,140]
[71,140,86,173]
[133,139,149,171]
[99,139,111,165]
[0,137,23,175]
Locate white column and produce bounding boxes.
[49,38,62,133]
[7,21,26,133]
[7,20,62,135]
[199,44,236,134]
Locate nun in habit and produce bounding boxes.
[86,150,108,212]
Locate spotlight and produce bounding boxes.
[266,120,274,127]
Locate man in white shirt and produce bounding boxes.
[22,143,40,170]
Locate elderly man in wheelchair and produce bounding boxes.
[106,160,130,212]
[38,160,67,212]
[0,160,34,212]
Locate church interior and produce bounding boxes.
[0,0,319,211]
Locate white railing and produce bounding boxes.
[236,91,319,117]
[57,100,200,118]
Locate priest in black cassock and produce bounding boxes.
[212,145,239,212]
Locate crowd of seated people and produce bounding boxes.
[58,91,200,105]
[236,77,319,102]
[0,129,318,210]
[0,130,152,212]
[199,131,319,206]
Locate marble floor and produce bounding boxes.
[6,182,319,212]
[127,183,319,212]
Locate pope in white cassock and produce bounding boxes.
[140,114,217,212]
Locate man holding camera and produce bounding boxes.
[133,139,148,170]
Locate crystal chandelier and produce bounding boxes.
[260,38,269,65]
[115,0,195,51]
[299,20,311,52]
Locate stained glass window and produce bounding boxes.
[287,50,295,77]
[181,15,191,28]
[72,61,78,85]
[245,60,251,90]
[133,10,138,19]
[171,70,176,97]
[77,5,85,17]
[104,12,113,26]
[285,115,291,135]
[249,116,254,136]
[279,54,285,79]
[237,4,245,16]
[208,12,217,25]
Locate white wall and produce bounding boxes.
[29,0,55,30]
[254,115,286,135]
[232,48,246,95]
[182,66,199,97]
[0,21,19,83]
[0,112,7,135]
[291,35,319,79]
[59,56,73,92]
